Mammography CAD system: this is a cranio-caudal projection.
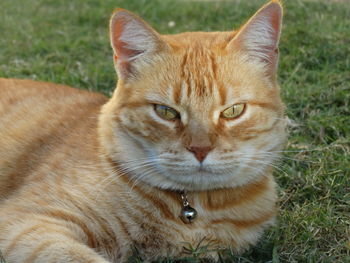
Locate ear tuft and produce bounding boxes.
[110,9,166,79]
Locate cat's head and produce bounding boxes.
[99,0,287,191]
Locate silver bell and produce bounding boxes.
[180,205,197,224]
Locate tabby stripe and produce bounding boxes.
[135,187,176,221]
[108,159,177,222]
[0,213,59,231]
[117,101,148,110]
[200,176,269,210]
[217,81,227,106]
[87,212,116,244]
[121,176,176,222]
[210,210,275,228]
[125,201,182,236]
[112,179,182,235]
[234,134,257,141]
[209,51,217,80]
[34,225,81,242]
[4,223,78,257]
[246,117,282,134]
[43,209,96,248]
[180,52,188,80]
[115,216,132,240]
[121,124,149,139]
[236,128,277,141]
[162,189,181,204]
[24,240,58,263]
[62,189,116,243]
[3,225,41,256]
[249,101,281,111]
[176,52,189,104]
[101,199,142,242]
[185,74,192,98]
[172,82,181,105]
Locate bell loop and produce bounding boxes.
[179,190,197,224]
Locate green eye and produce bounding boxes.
[154,105,180,121]
[221,103,245,119]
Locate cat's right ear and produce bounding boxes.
[227,0,283,76]
[110,9,168,80]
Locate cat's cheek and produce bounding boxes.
[116,110,174,143]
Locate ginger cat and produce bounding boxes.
[0,1,287,262]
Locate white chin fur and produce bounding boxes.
[162,167,268,191]
[118,158,276,191]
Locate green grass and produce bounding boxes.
[0,0,349,262]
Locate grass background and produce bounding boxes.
[0,0,349,262]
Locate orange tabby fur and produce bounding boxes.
[0,1,287,262]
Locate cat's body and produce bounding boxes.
[0,1,286,262]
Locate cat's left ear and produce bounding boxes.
[228,0,283,75]
[110,9,169,80]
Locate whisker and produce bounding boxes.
[93,157,167,200]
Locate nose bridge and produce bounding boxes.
[187,119,213,147]
[190,128,211,149]
[184,119,215,163]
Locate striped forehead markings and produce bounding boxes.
[177,48,218,102]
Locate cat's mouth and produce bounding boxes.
[182,164,228,175]
[197,165,207,173]
[196,166,223,175]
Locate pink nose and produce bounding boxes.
[186,146,212,163]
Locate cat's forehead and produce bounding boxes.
[158,33,233,104]
[162,31,236,48]
[135,31,273,110]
